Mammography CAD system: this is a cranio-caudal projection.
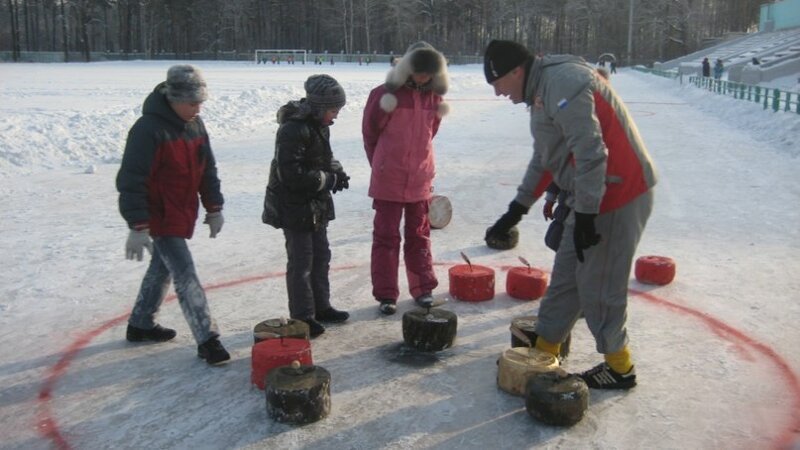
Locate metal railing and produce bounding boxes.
[688,75,800,114]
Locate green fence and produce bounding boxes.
[687,76,800,114]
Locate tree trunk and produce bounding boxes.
[59,0,68,61]
[8,0,21,61]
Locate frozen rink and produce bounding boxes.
[0,60,799,449]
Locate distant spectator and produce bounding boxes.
[610,61,617,74]
[701,57,710,77]
[713,59,724,80]
[751,57,760,65]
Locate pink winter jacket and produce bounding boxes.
[362,83,445,203]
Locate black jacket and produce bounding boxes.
[262,100,338,231]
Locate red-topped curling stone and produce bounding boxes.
[506,266,549,300]
[449,264,495,302]
[635,255,676,285]
[251,338,312,390]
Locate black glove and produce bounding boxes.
[485,201,529,241]
[573,212,601,262]
[333,171,350,193]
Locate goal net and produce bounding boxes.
[254,49,307,64]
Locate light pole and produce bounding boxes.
[627,0,634,66]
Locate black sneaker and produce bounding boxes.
[578,362,636,390]
[414,293,434,308]
[315,307,350,323]
[301,318,326,338]
[378,300,396,315]
[126,324,176,343]
[197,337,231,365]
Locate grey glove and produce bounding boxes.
[204,211,224,238]
[126,229,153,261]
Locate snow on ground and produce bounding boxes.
[0,61,798,450]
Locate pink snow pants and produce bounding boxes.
[371,199,438,301]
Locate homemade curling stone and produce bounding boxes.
[266,360,331,424]
[251,338,312,390]
[506,266,549,300]
[635,255,676,285]
[510,315,571,360]
[525,369,589,427]
[429,195,453,229]
[402,308,457,352]
[496,347,559,396]
[253,318,310,343]
[485,226,519,250]
[449,264,495,302]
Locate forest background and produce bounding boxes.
[1,0,765,65]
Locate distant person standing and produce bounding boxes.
[362,41,449,315]
[610,61,617,74]
[714,59,724,80]
[702,57,711,77]
[751,57,760,65]
[117,65,231,366]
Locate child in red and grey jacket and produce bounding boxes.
[362,41,449,315]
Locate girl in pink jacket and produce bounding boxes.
[362,41,449,315]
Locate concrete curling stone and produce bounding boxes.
[253,318,310,343]
[266,361,331,425]
[251,338,313,390]
[635,255,676,285]
[429,195,453,229]
[510,315,571,360]
[448,264,495,302]
[525,369,589,427]
[506,266,549,300]
[496,347,560,396]
[402,308,457,352]
[485,226,519,250]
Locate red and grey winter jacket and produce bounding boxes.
[116,83,223,238]
[513,55,657,215]
[362,44,449,203]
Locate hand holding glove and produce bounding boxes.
[204,211,224,238]
[573,212,601,262]
[126,228,153,261]
[485,201,529,245]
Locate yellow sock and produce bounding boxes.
[605,347,633,374]
[535,337,561,357]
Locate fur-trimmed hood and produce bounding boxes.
[380,41,449,116]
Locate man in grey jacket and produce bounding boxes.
[483,40,658,389]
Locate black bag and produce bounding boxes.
[544,203,570,251]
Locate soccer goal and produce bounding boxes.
[254,49,307,65]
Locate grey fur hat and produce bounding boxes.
[165,64,208,103]
[380,41,449,117]
[305,74,346,112]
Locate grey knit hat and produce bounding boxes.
[304,74,346,111]
[165,65,208,103]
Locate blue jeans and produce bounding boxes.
[128,237,219,345]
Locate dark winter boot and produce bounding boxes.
[197,337,231,365]
[302,318,326,338]
[414,293,434,308]
[315,307,350,323]
[126,324,176,343]
[378,300,397,315]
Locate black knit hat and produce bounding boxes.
[483,40,532,83]
[304,74,346,111]
[165,64,208,103]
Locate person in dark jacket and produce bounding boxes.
[483,40,657,390]
[262,74,351,338]
[702,57,711,77]
[116,65,230,365]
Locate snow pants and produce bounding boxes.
[371,199,438,301]
[283,227,332,320]
[535,189,654,354]
[129,237,219,345]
